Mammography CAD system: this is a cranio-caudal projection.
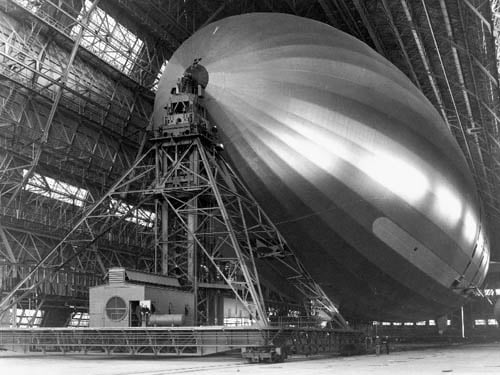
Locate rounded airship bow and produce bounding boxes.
[154,13,489,321]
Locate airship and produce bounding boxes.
[153,13,490,321]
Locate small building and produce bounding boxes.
[89,268,254,328]
[89,268,193,327]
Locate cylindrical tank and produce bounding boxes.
[149,313,185,327]
[154,13,490,321]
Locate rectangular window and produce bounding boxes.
[68,312,89,327]
[23,170,88,207]
[12,308,44,328]
[71,0,144,76]
[223,317,254,327]
[110,198,155,227]
[475,319,486,326]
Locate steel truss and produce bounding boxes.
[154,135,268,325]
[3,0,496,328]
[0,326,365,357]
[0,0,158,310]
[0,118,347,327]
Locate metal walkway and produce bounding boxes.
[0,326,365,358]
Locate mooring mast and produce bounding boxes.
[0,61,347,329]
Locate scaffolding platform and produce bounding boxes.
[0,326,366,359]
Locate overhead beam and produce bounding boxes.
[399,0,451,130]
[352,0,385,55]
[464,0,492,33]
[380,0,422,90]
[317,0,341,28]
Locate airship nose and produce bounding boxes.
[184,60,209,89]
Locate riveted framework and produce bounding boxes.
[1,0,500,325]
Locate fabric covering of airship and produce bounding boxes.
[153,13,490,321]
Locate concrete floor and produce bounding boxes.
[1,342,500,374]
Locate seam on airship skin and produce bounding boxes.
[220,70,469,176]
[172,54,468,191]
[210,75,475,219]
[217,84,478,243]
[181,22,425,103]
[213,83,452,203]
[207,64,470,182]
[221,66,436,130]
[269,188,464,310]
[200,13,387,63]
[210,44,399,77]
[226,52,422,102]
[157,13,483,320]
[183,20,450,137]
[218,99,479,280]
[202,16,480,258]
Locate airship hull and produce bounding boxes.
[154,13,489,321]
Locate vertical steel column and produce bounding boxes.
[196,139,268,326]
[187,148,199,324]
[153,135,269,326]
[161,201,169,274]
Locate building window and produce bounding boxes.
[12,308,44,328]
[109,198,155,227]
[105,296,127,321]
[68,312,89,327]
[71,0,144,76]
[23,170,88,207]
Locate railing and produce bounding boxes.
[0,327,269,356]
[268,316,324,329]
[0,326,366,357]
